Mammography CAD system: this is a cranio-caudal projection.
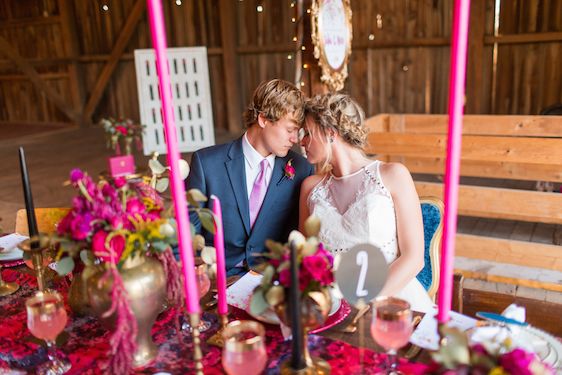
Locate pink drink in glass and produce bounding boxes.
[222,345,267,375]
[27,298,68,341]
[371,318,413,351]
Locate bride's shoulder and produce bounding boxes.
[377,162,414,190]
[301,174,326,196]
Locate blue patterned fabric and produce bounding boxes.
[416,203,442,291]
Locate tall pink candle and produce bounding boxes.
[147,0,200,314]
[437,0,471,324]
[211,195,228,315]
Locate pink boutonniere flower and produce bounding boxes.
[284,159,295,180]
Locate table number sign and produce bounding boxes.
[334,244,388,306]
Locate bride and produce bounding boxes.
[298,93,433,313]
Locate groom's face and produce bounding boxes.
[260,113,300,157]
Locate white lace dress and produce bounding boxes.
[308,160,433,313]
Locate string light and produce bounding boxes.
[257,5,263,12]
[306,8,311,14]
[293,36,298,42]
[303,64,309,69]
[291,17,296,22]
[301,45,306,50]
[300,81,305,87]
[175,0,182,5]
[287,54,293,60]
[368,34,375,40]
[290,1,295,7]
[101,4,109,11]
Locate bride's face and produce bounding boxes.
[301,116,329,164]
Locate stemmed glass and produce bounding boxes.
[182,264,212,332]
[370,296,413,375]
[222,320,267,375]
[26,290,71,374]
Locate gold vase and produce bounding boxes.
[68,271,93,316]
[87,255,166,368]
[274,289,332,374]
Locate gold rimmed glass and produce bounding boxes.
[26,290,71,374]
[222,320,267,375]
[370,296,413,375]
[182,264,212,332]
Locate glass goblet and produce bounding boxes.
[182,264,212,332]
[222,320,267,375]
[370,296,413,375]
[26,290,71,375]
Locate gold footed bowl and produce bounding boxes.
[87,255,166,368]
[275,290,332,374]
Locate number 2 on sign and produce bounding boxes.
[355,250,368,297]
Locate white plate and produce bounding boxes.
[519,325,562,369]
[0,248,24,261]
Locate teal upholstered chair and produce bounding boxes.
[416,197,444,302]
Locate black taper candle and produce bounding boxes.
[289,240,305,370]
[18,147,39,238]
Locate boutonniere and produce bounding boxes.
[284,159,295,180]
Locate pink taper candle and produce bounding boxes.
[147,0,200,314]
[211,195,228,315]
[437,0,471,323]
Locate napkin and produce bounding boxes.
[469,304,528,352]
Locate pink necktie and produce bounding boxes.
[249,159,269,228]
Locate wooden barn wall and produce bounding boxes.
[0,0,560,130]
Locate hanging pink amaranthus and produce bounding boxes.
[157,249,184,306]
[98,265,138,375]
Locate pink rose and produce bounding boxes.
[302,255,329,282]
[115,126,127,135]
[92,230,125,263]
[57,212,74,235]
[126,197,146,215]
[92,230,108,254]
[113,177,127,189]
[279,268,291,287]
[499,349,535,375]
[70,213,93,240]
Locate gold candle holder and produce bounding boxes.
[19,237,47,292]
[0,266,19,296]
[207,313,229,348]
[190,313,204,375]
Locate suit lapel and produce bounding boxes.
[251,156,286,235]
[225,139,250,236]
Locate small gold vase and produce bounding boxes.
[68,271,93,316]
[274,289,332,374]
[87,255,166,368]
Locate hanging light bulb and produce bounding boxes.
[292,36,298,42]
[291,17,296,22]
[303,63,309,69]
[176,0,182,5]
[257,5,263,12]
[287,54,293,60]
[101,1,109,12]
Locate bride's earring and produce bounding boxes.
[329,136,334,143]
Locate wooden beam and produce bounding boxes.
[219,0,242,133]
[0,16,61,29]
[367,133,562,165]
[454,269,562,293]
[415,181,562,224]
[368,114,562,137]
[82,0,146,123]
[58,0,86,126]
[0,73,69,81]
[484,31,562,45]
[455,233,562,271]
[0,36,81,124]
[353,37,450,49]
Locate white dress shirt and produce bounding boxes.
[242,132,276,198]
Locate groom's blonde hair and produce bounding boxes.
[243,79,305,128]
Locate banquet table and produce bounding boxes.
[0,265,431,374]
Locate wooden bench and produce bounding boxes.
[364,114,562,293]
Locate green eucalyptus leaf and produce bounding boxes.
[155,178,169,193]
[265,285,284,307]
[201,246,217,265]
[149,159,166,174]
[56,256,75,276]
[249,287,269,317]
[151,241,168,252]
[179,159,190,180]
[198,210,215,234]
[261,265,275,286]
[304,215,321,237]
[79,250,95,266]
[187,189,207,207]
[81,265,97,281]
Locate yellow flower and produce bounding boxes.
[489,366,508,375]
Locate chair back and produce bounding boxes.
[15,208,71,235]
[416,196,444,301]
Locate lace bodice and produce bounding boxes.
[308,160,398,263]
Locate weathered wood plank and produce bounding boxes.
[414,181,562,224]
[456,233,562,271]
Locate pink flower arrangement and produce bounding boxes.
[251,217,335,315]
[431,326,555,375]
[55,168,174,271]
[99,118,144,155]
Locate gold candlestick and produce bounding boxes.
[19,237,46,292]
[206,313,229,347]
[190,313,204,375]
[0,265,19,296]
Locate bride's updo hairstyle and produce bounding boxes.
[304,93,368,172]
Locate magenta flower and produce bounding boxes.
[279,268,291,288]
[92,230,126,263]
[126,197,146,216]
[70,213,93,240]
[69,168,84,183]
[499,348,535,375]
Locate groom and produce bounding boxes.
[187,79,314,276]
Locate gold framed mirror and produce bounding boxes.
[311,0,353,91]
